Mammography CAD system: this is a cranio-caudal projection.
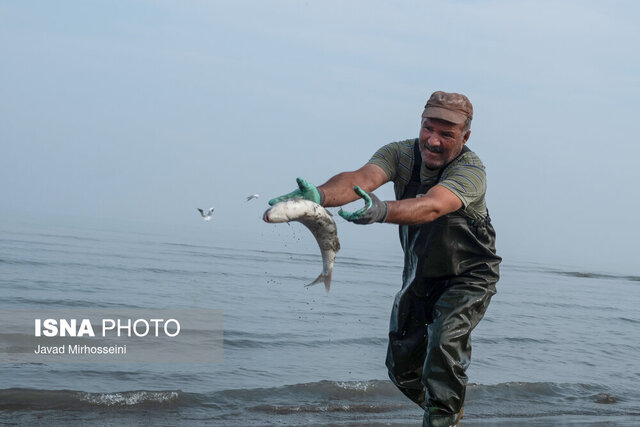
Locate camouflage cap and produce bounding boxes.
[422,91,473,125]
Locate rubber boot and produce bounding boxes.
[422,406,463,427]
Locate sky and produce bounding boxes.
[1,0,639,274]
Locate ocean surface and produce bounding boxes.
[1,214,639,426]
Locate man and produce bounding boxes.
[269,91,501,426]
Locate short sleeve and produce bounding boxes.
[367,139,416,185]
[438,151,487,208]
[368,142,400,181]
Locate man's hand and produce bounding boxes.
[268,177,325,206]
[338,186,388,224]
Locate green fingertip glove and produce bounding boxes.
[268,177,325,206]
[338,186,388,225]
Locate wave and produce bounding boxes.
[500,262,640,283]
[1,256,212,279]
[29,232,102,243]
[1,380,633,416]
[0,388,187,410]
[474,336,555,345]
[619,316,640,325]
[223,330,387,349]
[3,297,141,309]
[556,270,640,282]
[0,258,50,267]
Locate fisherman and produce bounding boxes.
[269,91,501,426]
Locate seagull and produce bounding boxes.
[245,194,260,202]
[197,207,215,221]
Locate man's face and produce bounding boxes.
[418,117,470,169]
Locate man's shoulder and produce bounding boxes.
[452,147,485,169]
[390,138,417,152]
[373,138,415,152]
[441,147,487,187]
[368,138,418,184]
[370,138,417,162]
[439,147,489,214]
[378,138,417,161]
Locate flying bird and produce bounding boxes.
[197,207,215,221]
[246,194,260,202]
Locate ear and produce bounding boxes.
[462,130,471,145]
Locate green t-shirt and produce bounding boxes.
[368,138,488,219]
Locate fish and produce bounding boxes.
[197,207,215,221]
[263,199,340,292]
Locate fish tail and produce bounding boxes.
[305,271,332,293]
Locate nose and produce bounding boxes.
[426,133,440,147]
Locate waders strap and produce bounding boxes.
[399,140,423,200]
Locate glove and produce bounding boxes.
[338,186,388,224]
[268,177,325,206]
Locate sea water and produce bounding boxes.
[1,214,639,426]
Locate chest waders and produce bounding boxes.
[385,141,501,427]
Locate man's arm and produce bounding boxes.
[319,163,389,207]
[385,185,462,225]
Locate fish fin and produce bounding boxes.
[305,271,332,293]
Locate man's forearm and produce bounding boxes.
[385,198,443,225]
[318,171,365,207]
[384,185,464,225]
[318,164,389,207]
